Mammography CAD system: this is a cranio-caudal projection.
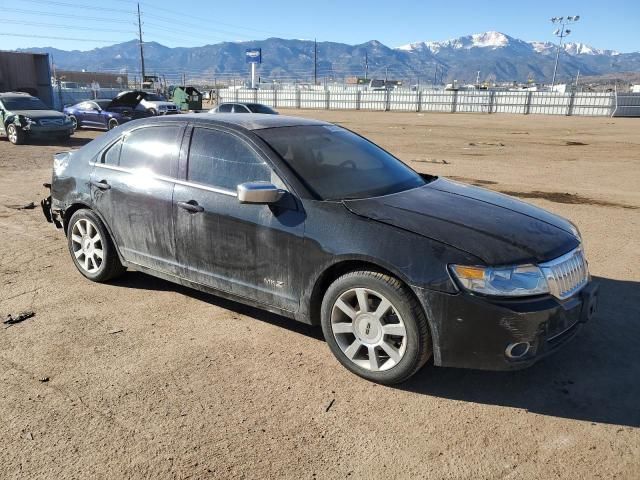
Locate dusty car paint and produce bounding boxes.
[44,114,597,371]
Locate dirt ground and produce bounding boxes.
[1,111,638,479]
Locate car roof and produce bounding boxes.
[146,113,330,131]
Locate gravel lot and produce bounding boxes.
[1,111,638,479]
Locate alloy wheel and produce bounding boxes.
[7,125,18,144]
[70,218,103,273]
[330,287,407,372]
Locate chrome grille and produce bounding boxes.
[39,118,64,126]
[540,247,589,300]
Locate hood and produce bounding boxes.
[107,91,146,109]
[16,109,66,120]
[343,178,579,266]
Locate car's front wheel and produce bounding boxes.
[320,271,432,384]
[67,209,125,282]
[69,115,78,131]
[6,123,25,145]
[108,118,119,130]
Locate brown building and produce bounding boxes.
[0,50,53,107]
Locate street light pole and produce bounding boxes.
[550,15,580,88]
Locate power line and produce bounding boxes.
[11,8,133,24]
[20,0,134,15]
[3,19,135,34]
[0,32,119,43]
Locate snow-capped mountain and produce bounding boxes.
[19,32,639,84]
[399,31,621,57]
[399,31,520,53]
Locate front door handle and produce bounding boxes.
[177,200,204,213]
[91,180,111,190]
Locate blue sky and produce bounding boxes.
[1,0,638,52]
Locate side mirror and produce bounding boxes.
[237,182,285,205]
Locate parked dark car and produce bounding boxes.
[0,92,74,144]
[42,114,598,384]
[211,102,278,114]
[64,93,152,131]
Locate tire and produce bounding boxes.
[108,119,119,130]
[7,123,25,145]
[320,271,432,384]
[67,209,125,282]
[69,115,78,131]
[148,108,158,116]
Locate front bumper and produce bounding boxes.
[26,124,74,137]
[418,281,599,370]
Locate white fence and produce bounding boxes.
[218,88,632,117]
[47,86,640,118]
[612,93,640,117]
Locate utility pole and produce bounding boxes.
[314,39,317,86]
[137,3,146,81]
[364,51,368,80]
[433,64,438,86]
[550,15,580,88]
[182,72,186,87]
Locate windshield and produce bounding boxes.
[145,94,167,101]
[2,96,49,110]
[257,125,425,200]
[247,103,277,114]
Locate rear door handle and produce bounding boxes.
[91,180,111,190]
[177,200,204,213]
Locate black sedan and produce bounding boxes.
[42,114,598,384]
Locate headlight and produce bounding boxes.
[568,223,582,242]
[19,115,35,130]
[450,264,549,297]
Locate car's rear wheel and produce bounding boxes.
[67,209,125,282]
[108,118,119,130]
[7,124,25,145]
[320,271,432,384]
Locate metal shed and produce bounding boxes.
[172,86,203,111]
[0,51,53,107]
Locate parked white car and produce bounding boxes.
[134,92,179,115]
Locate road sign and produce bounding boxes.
[245,48,262,64]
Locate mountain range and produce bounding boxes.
[19,31,640,84]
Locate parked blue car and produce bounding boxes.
[63,92,151,131]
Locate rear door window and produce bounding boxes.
[187,127,272,190]
[102,139,122,165]
[217,104,232,113]
[232,104,250,113]
[119,125,182,177]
